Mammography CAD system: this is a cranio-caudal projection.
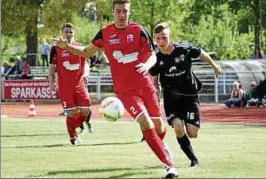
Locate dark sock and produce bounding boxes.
[85,111,92,124]
[79,123,84,130]
[177,134,198,161]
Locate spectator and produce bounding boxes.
[5,56,23,77]
[250,48,263,60]
[225,81,245,107]
[1,65,4,75]
[97,51,108,69]
[3,62,11,74]
[255,78,266,107]
[245,82,258,106]
[20,58,31,79]
[40,39,51,66]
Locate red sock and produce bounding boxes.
[158,129,166,140]
[143,128,173,166]
[66,116,75,138]
[73,113,87,129]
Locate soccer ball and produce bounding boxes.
[100,96,125,122]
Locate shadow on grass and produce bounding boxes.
[1,144,66,149]
[2,141,139,149]
[29,167,152,178]
[1,133,65,138]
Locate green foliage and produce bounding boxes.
[1,0,265,60]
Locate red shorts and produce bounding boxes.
[117,85,161,119]
[59,87,91,110]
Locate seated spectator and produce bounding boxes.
[3,62,11,74]
[20,58,31,79]
[5,56,23,77]
[245,82,259,106]
[255,78,266,107]
[225,81,245,107]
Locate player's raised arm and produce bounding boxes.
[51,37,100,59]
[199,49,223,78]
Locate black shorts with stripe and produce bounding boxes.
[163,90,201,128]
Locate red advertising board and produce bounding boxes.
[4,80,58,99]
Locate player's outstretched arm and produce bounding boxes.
[200,49,223,78]
[52,37,100,58]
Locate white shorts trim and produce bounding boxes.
[77,106,91,109]
[64,107,77,111]
[135,110,147,122]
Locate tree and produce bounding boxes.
[2,0,88,65]
[186,0,263,53]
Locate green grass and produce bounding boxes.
[1,117,266,178]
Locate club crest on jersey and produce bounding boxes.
[174,54,185,64]
[127,34,134,43]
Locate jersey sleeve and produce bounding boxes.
[91,30,104,48]
[140,27,156,61]
[149,60,160,76]
[49,46,57,64]
[187,43,201,59]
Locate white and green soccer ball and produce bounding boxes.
[100,96,125,122]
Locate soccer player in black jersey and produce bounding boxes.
[150,22,223,167]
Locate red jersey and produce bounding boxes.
[50,42,86,92]
[92,22,155,93]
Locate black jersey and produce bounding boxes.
[149,42,202,95]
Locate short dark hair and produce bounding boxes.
[61,23,74,32]
[153,22,170,34]
[112,0,130,9]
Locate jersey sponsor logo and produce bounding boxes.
[127,34,134,43]
[113,51,139,64]
[165,69,186,77]
[169,66,177,73]
[63,61,80,71]
[159,61,164,66]
[109,39,121,45]
[61,50,70,57]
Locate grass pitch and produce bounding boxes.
[1,117,266,178]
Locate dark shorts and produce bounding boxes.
[163,90,201,128]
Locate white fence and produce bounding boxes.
[1,70,265,103]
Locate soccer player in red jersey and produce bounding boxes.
[52,1,178,178]
[48,23,92,145]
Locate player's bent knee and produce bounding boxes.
[151,117,165,132]
[67,109,79,118]
[187,131,198,138]
[187,124,198,138]
[174,128,185,138]
[79,108,91,116]
[136,112,154,131]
